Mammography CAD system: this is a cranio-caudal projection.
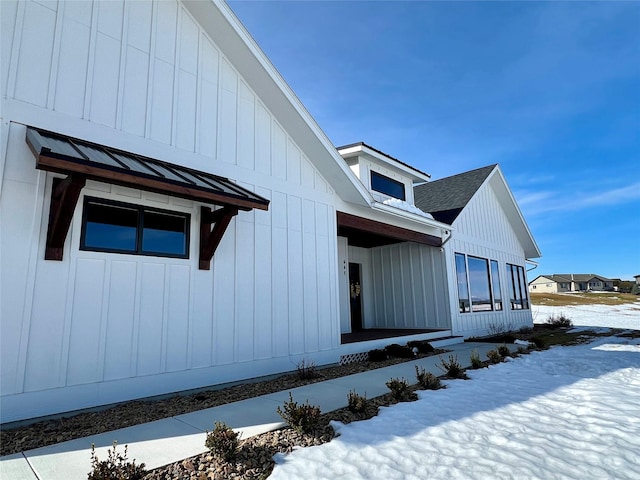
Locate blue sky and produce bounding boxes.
[228,1,640,281]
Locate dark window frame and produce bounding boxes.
[467,255,493,313]
[80,196,190,259]
[370,171,406,201]
[456,253,505,314]
[507,263,529,310]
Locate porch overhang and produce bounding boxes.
[337,211,442,248]
[25,126,269,268]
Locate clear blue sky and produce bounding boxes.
[228,1,640,281]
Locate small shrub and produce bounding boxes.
[486,349,502,364]
[545,314,573,329]
[296,358,319,380]
[530,336,546,349]
[469,349,483,369]
[88,441,146,480]
[517,346,528,355]
[497,344,510,357]
[519,325,533,334]
[368,348,388,362]
[205,421,240,462]
[347,390,368,414]
[384,343,415,359]
[438,354,467,379]
[407,340,435,354]
[415,365,442,390]
[276,392,321,434]
[386,377,417,402]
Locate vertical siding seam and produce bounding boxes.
[114,0,129,131]
[194,31,204,155]
[144,0,157,139]
[97,260,112,382]
[46,0,64,110]
[15,170,47,393]
[60,255,79,386]
[4,0,24,99]
[160,264,170,372]
[170,5,181,147]
[83,0,99,121]
[131,261,142,378]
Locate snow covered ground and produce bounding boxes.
[532,300,640,330]
[270,306,640,480]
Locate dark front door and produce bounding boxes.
[349,262,363,331]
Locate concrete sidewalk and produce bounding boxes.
[1,342,503,480]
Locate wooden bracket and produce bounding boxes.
[45,175,86,260]
[199,205,239,270]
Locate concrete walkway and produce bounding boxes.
[1,342,504,479]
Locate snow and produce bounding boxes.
[532,301,640,330]
[270,307,640,480]
[380,197,435,219]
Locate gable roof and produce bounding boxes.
[414,164,541,259]
[413,164,496,224]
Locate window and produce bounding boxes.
[468,256,492,312]
[508,263,529,310]
[456,254,502,313]
[370,171,406,200]
[455,253,470,313]
[490,260,503,311]
[81,197,190,258]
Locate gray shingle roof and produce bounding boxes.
[537,274,613,283]
[413,164,496,224]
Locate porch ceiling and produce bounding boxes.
[337,211,442,248]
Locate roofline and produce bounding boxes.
[183,0,372,207]
[337,142,431,181]
[488,166,542,259]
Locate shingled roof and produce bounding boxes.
[413,164,496,224]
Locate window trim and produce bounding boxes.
[80,196,191,259]
[370,171,406,201]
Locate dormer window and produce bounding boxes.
[371,171,405,201]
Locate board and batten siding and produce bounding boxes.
[0,0,340,422]
[446,180,533,337]
[370,243,450,330]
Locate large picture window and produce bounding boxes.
[370,171,406,200]
[81,197,190,258]
[508,263,529,310]
[456,253,504,313]
[468,256,492,312]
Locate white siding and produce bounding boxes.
[370,243,450,330]
[446,182,533,337]
[0,0,340,422]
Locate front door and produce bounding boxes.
[349,262,363,331]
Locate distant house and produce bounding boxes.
[528,274,614,293]
[635,275,640,286]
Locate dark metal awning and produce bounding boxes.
[25,126,270,268]
[26,127,269,211]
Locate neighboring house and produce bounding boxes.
[635,275,640,286]
[528,274,614,293]
[0,0,540,423]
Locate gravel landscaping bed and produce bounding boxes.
[0,349,446,457]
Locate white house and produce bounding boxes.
[528,274,614,293]
[0,0,540,423]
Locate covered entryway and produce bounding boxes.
[336,211,452,347]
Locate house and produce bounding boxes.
[528,274,614,293]
[635,275,640,286]
[0,0,540,423]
